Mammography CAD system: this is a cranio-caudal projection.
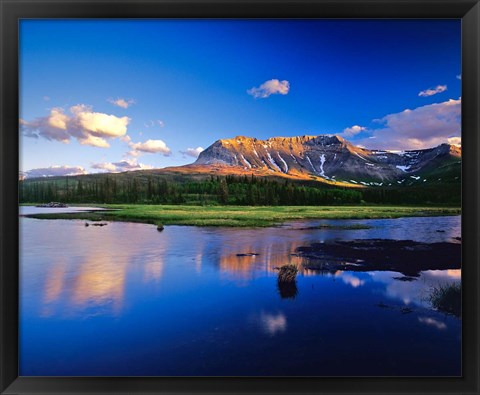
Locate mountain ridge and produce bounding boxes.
[185,134,461,187]
[21,134,461,190]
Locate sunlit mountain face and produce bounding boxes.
[166,134,461,187]
[20,134,461,194]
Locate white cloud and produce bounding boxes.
[108,97,135,109]
[78,134,110,148]
[418,85,447,97]
[144,120,164,128]
[90,162,117,172]
[356,98,461,150]
[71,105,129,138]
[24,165,87,178]
[180,147,204,158]
[91,159,153,173]
[456,74,462,80]
[128,139,171,156]
[47,107,69,130]
[342,125,367,137]
[447,136,461,146]
[247,79,290,99]
[21,104,130,148]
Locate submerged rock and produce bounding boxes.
[377,302,391,309]
[393,276,417,282]
[236,253,259,257]
[293,224,372,231]
[36,202,68,208]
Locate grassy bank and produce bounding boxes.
[22,204,461,227]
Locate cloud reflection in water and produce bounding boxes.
[259,312,287,336]
[418,316,447,330]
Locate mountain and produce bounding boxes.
[19,134,461,206]
[21,134,461,191]
[173,135,461,187]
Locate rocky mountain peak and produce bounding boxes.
[194,134,461,186]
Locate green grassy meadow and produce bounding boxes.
[23,204,461,227]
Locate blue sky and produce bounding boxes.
[20,19,461,177]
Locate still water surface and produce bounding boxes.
[19,207,461,376]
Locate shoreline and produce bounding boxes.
[298,239,461,276]
[20,204,461,227]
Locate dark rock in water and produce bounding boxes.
[377,303,414,314]
[401,307,413,314]
[36,202,68,208]
[297,239,461,276]
[393,276,417,282]
[436,230,445,233]
[91,223,107,227]
[85,223,89,227]
[236,253,259,257]
[157,225,164,231]
[377,302,391,309]
[294,224,373,231]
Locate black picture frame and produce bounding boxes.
[1,0,479,394]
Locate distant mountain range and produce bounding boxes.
[22,134,461,189]
[20,134,462,206]
[164,135,461,188]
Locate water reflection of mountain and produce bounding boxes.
[37,223,171,317]
[32,217,461,318]
[218,246,306,279]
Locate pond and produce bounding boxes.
[19,207,461,376]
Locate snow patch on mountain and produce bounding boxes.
[306,155,317,173]
[319,154,326,177]
[355,153,368,162]
[241,154,252,169]
[277,153,288,173]
[266,152,282,172]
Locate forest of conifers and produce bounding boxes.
[19,174,460,206]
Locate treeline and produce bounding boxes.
[19,174,460,206]
[19,175,362,205]
[362,185,460,205]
